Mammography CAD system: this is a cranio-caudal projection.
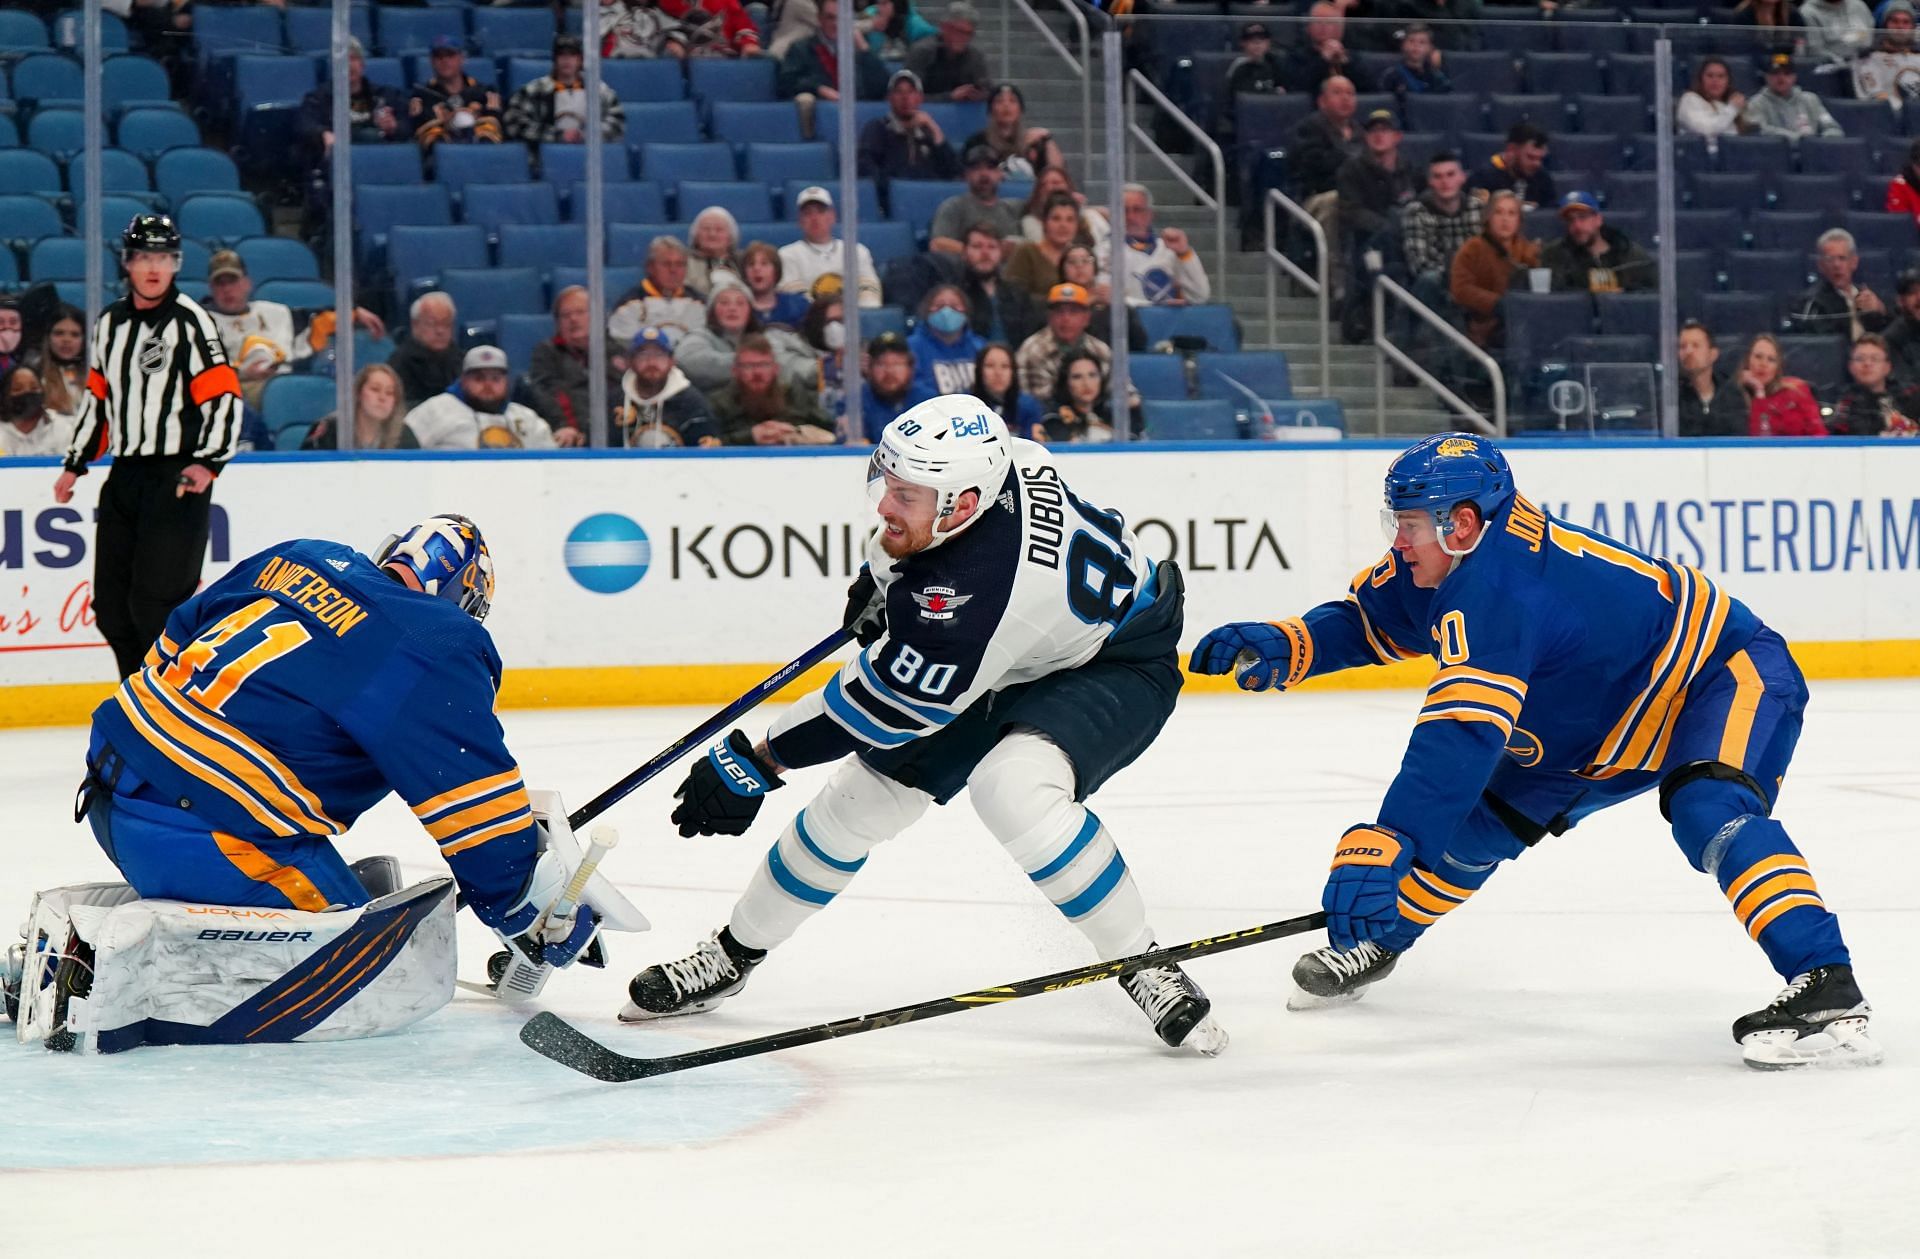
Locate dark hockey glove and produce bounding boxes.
[671,729,785,837]
[1322,823,1415,951]
[1188,620,1305,692]
[843,565,886,645]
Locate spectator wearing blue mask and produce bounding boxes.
[908,285,987,395]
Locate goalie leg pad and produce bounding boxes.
[969,728,1152,958]
[55,878,456,1054]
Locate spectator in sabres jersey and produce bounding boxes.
[908,284,987,394]
[404,346,558,449]
[851,331,937,442]
[1121,184,1209,307]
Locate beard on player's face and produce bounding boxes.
[877,476,939,557]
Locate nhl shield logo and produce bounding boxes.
[137,335,168,375]
[912,586,972,621]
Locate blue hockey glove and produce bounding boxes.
[489,843,605,969]
[1188,620,1305,692]
[1323,823,1414,951]
[671,729,784,837]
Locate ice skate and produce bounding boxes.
[1734,964,1883,1070]
[1288,940,1399,1011]
[1120,956,1227,1056]
[619,928,765,1022]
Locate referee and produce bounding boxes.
[52,215,243,678]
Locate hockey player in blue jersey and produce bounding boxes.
[5,515,612,1052]
[1191,434,1879,1069]
[619,398,1227,1054]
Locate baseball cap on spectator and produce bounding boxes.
[868,331,911,357]
[462,345,509,373]
[347,37,366,58]
[208,250,246,282]
[964,143,999,168]
[431,35,462,54]
[1558,191,1601,217]
[554,33,584,55]
[809,273,845,302]
[889,68,923,92]
[1240,21,1270,40]
[1766,52,1795,74]
[1047,282,1091,307]
[630,326,675,356]
[796,185,833,211]
[1363,109,1398,131]
[944,1,979,24]
[1898,269,1920,297]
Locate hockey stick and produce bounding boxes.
[491,825,622,1000]
[518,910,1329,1082]
[565,627,854,831]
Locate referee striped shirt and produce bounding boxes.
[63,286,244,475]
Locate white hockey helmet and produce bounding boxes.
[866,395,1012,546]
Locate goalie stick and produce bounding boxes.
[518,910,1329,1082]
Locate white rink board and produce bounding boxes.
[3,442,1917,687]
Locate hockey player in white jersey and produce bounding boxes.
[624,397,1225,1053]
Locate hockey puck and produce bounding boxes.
[486,950,510,988]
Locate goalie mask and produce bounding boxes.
[375,513,496,620]
[866,396,1012,548]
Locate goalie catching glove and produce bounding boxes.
[671,729,785,837]
[1323,823,1414,952]
[486,827,603,969]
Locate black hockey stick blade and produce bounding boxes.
[518,910,1328,1083]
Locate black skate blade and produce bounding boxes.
[520,1012,668,1082]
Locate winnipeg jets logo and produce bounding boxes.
[912,586,972,621]
[326,558,351,572]
[137,335,168,374]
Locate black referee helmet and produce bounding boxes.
[121,213,181,255]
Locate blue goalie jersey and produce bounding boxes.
[1284,493,1765,850]
[87,539,539,917]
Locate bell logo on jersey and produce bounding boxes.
[912,587,972,621]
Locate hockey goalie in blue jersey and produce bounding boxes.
[1191,434,1880,1069]
[5,515,629,1054]
[621,399,1227,1054]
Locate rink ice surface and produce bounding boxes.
[2,685,1917,1258]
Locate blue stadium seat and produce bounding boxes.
[102,55,169,111]
[1772,173,1853,217]
[0,10,51,50]
[0,195,65,248]
[1403,94,1486,137]
[0,150,62,197]
[539,143,634,185]
[69,149,153,201]
[358,55,407,95]
[1674,250,1716,302]
[743,141,833,185]
[237,236,321,283]
[1487,94,1569,133]
[350,144,424,186]
[813,100,890,142]
[498,223,592,275]
[80,194,158,237]
[262,375,338,437]
[436,266,546,326]
[504,56,552,96]
[1777,334,1847,392]
[1625,7,1700,51]
[621,100,705,145]
[1716,134,1791,176]
[1843,211,1913,254]
[52,8,128,51]
[251,279,338,311]
[1604,53,1658,100]
[712,101,806,146]
[675,179,773,223]
[1723,249,1808,295]
[28,238,114,282]
[923,102,987,141]
[572,179,668,224]
[1602,170,1659,214]
[887,180,964,237]
[26,108,84,161]
[284,5,374,54]
[1396,132,1449,175]
[1553,7,1629,54]
[1503,292,1594,364]
[1144,399,1242,441]
[607,222,687,265]
[355,184,454,252]
[174,192,267,246]
[464,182,561,229]
[1233,95,1313,158]
[602,59,687,103]
[117,109,203,162]
[862,305,909,339]
[1437,51,1522,95]
[194,8,284,64]
[1670,208,1738,252]
[11,54,83,103]
[857,220,916,264]
[0,117,18,149]
[1797,136,1870,180]
[156,148,241,204]
[1819,98,1899,145]
[401,52,498,90]
[1593,292,1661,340]
[377,6,466,55]
[550,265,643,305]
[388,223,490,301]
[233,54,319,119]
[1128,354,1190,400]
[1701,291,1776,338]
[496,312,552,376]
[688,57,777,102]
[1574,95,1647,135]
[0,248,17,290]
[780,177,881,222]
[1523,52,1605,97]
[1194,351,1292,402]
[1748,210,1822,251]
[1549,133,1621,184]
[1137,304,1241,351]
[639,141,735,182]
[728,219,803,249]
[471,8,555,54]
[1689,171,1764,211]
[434,144,533,196]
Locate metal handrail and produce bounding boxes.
[1371,275,1506,437]
[1262,189,1329,400]
[1123,69,1226,292]
[1004,0,1090,183]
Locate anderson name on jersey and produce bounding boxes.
[767,438,1158,770]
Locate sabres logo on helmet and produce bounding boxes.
[1434,436,1480,459]
[374,513,495,620]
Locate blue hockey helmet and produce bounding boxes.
[1382,433,1515,554]
[375,513,495,620]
